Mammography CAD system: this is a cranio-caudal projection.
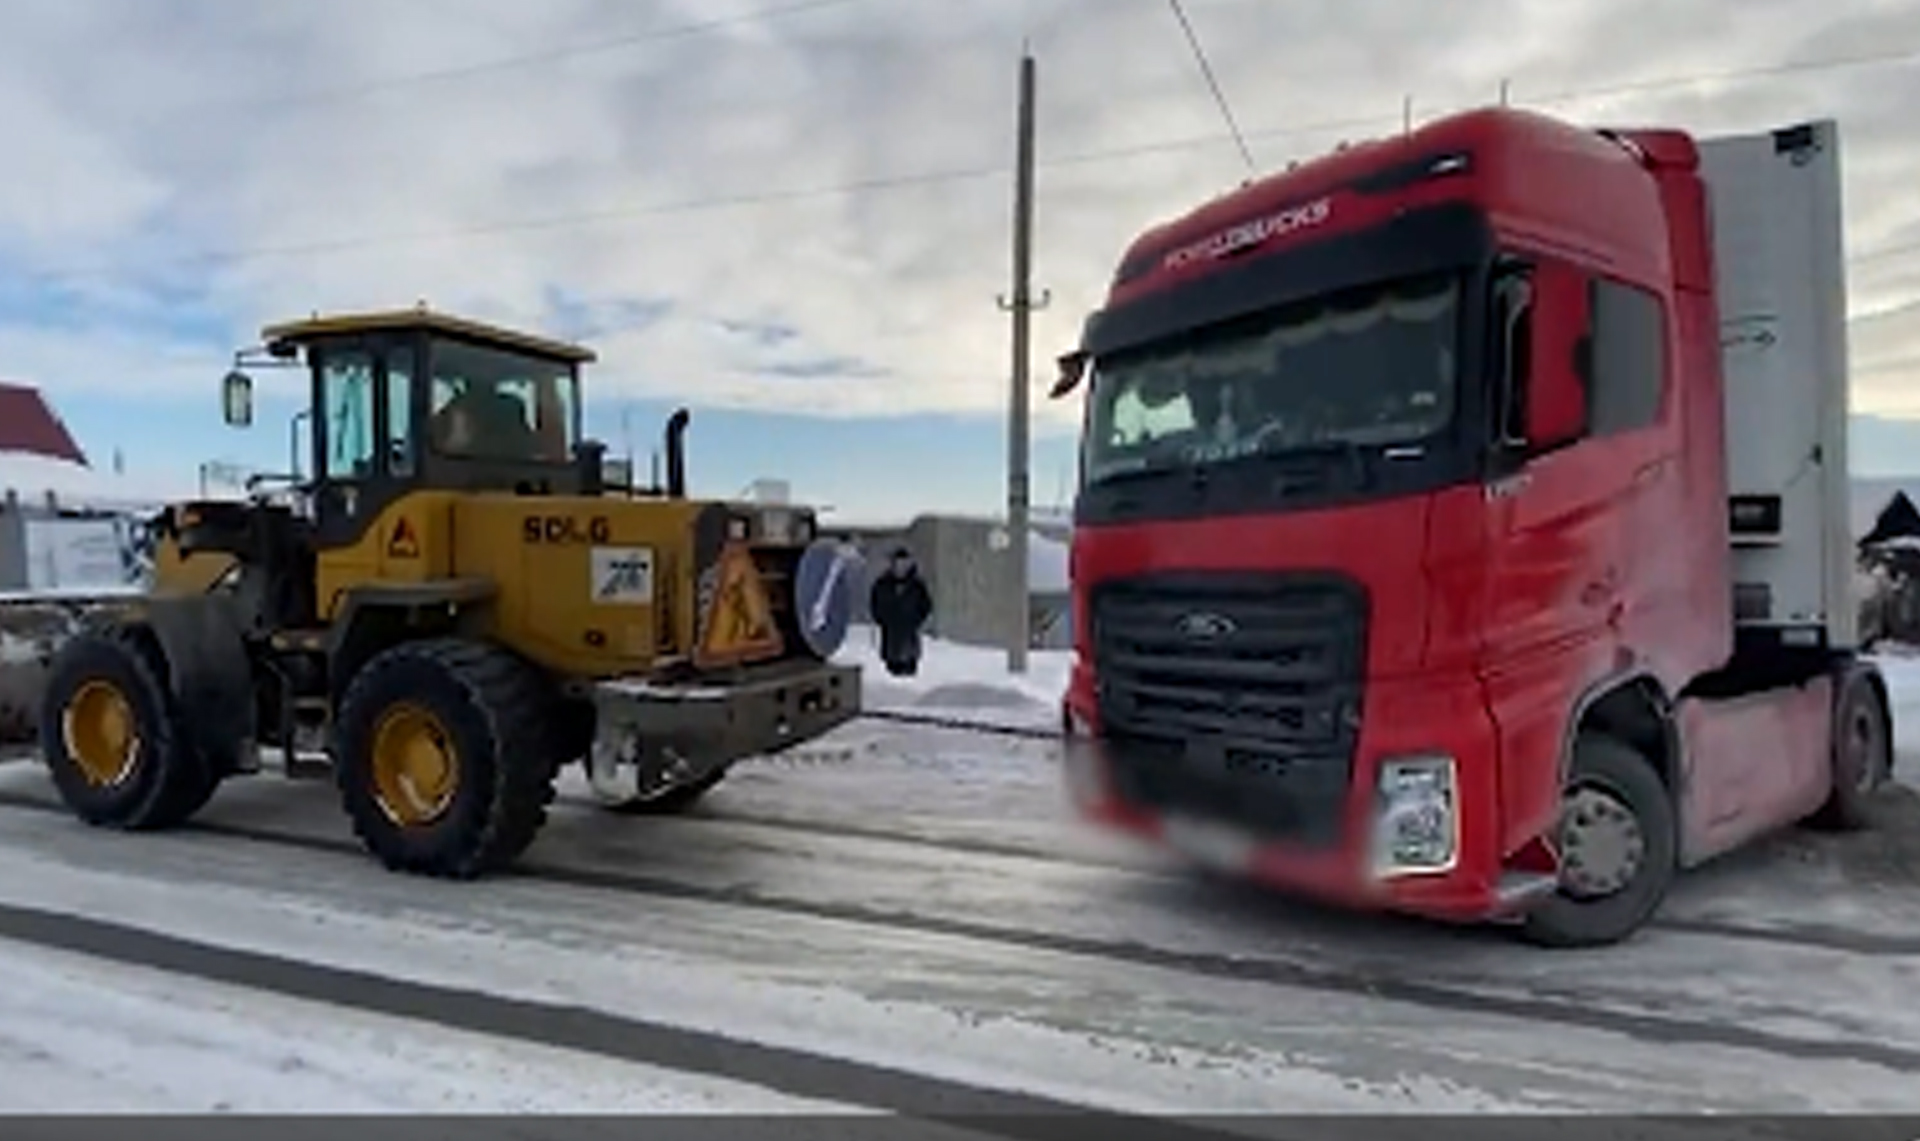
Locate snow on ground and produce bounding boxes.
[0,452,180,514]
[0,829,1538,1115]
[0,939,850,1114]
[837,626,1070,733]
[0,631,1918,1113]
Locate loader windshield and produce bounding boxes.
[427,338,580,465]
[1082,272,1461,489]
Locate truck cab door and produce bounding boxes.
[1478,257,1637,847]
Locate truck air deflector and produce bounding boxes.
[1076,202,1491,363]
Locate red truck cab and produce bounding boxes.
[1054,106,1896,946]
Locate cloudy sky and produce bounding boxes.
[2,0,1917,520]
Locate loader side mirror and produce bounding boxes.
[221,370,255,428]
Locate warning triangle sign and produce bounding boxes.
[387,517,420,559]
[696,543,783,667]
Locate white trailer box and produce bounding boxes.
[1698,119,1855,646]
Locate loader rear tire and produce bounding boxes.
[38,622,221,832]
[333,638,559,879]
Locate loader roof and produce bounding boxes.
[261,305,598,364]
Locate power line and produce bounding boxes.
[1519,44,1920,107]
[179,0,867,115]
[1164,0,1256,174]
[22,43,1920,285]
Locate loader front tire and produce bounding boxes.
[39,622,221,831]
[334,638,559,879]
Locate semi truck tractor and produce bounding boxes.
[1052,106,1896,947]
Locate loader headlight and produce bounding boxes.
[1370,754,1458,878]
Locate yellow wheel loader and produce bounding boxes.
[37,306,861,877]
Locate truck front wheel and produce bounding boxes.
[1519,733,1677,949]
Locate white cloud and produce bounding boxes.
[1,0,1918,447]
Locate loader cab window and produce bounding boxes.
[426,338,579,465]
[320,350,378,482]
[384,347,416,478]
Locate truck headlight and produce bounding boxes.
[1371,754,1458,877]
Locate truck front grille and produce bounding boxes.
[1090,571,1367,847]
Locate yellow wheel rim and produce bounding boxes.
[62,680,140,788]
[369,703,460,827]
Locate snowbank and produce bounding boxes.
[1028,531,1070,593]
[0,453,173,514]
[1870,647,1920,791]
[837,626,1070,732]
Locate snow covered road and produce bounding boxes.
[0,641,1916,1115]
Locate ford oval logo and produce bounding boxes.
[1176,612,1237,641]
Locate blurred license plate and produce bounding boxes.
[1161,814,1255,870]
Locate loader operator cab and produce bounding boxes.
[220,307,600,555]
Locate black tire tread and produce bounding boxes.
[334,638,559,879]
[1518,732,1677,950]
[1807,667,1891,833]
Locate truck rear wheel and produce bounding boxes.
[1806,665,1891,832]
[1519,732,1677,949]
[333,639,559,878]
[38,623,221,831]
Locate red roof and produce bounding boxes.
[0,382,87,467]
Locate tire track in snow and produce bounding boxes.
[2,789,1917,1074]
[537,792,1920,959]
[0,900,1239,1139]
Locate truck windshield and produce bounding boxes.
[1081,272,1461,487]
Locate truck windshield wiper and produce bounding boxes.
[1088,457,1190,488]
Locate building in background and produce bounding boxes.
[0,381,162,594]
[0,381,88,466]
[825,513,1073,652]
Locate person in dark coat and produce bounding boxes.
[869,546,933,677]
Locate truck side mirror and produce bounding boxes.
[1493,269,1533,449]
[221,370,254,428]
[1522,264,1590,451]
[1050,351,1089,399]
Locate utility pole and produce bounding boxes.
[998,47,1048,675]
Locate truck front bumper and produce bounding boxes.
[591,659,862,782]
[1066,733,1557,923]
[1060,672,1562,927]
